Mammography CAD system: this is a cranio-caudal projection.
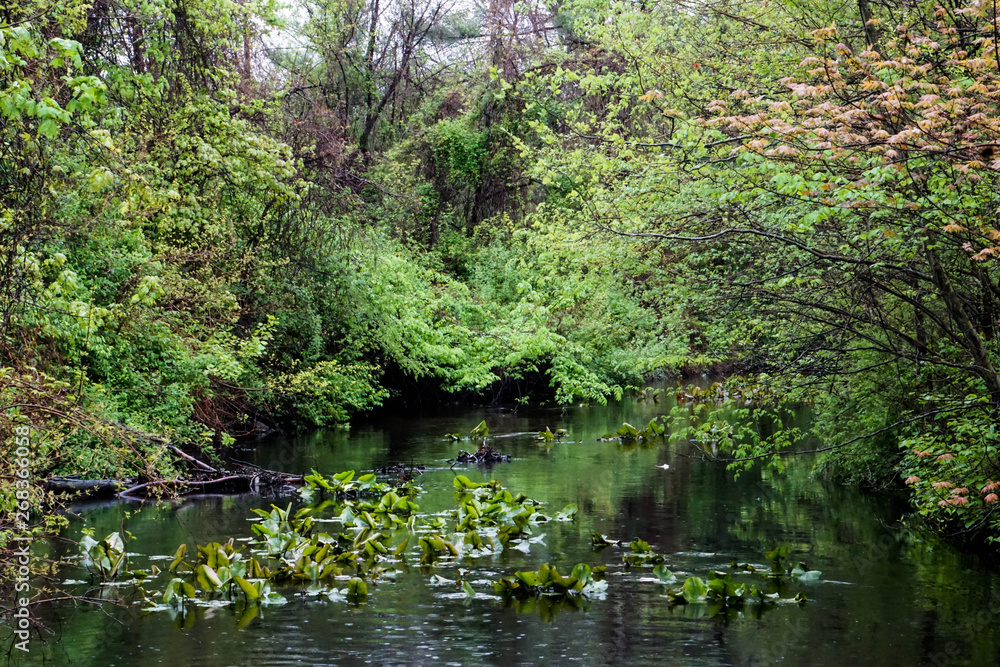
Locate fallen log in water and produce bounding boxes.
[45,465,304,500]
[119,475,252,497]
[119,467,305,498]
[46,478,124,497]
[41,429,309,499]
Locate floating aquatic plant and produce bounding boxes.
[492,563,607,600]
[77,470,811,630]
[79,530,129,581]
[622,538,668,566]
[601,418,666,444]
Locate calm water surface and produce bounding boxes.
[10,396,1000,666]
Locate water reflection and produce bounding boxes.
[8,398,1000,666]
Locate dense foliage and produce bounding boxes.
[0,0,666,535]
[522,0,1000,542]
[3,0,1000,548]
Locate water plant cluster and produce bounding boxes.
[536,427,569,443]
[600,419,668,445]
[76,469,573,619]
[492,562,608,605]
[76,468,819,626]
[593,536,813,619]
[79,470,419,615]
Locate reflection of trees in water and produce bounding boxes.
[25,399,1000,665]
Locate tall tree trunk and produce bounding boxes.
[359,0,381,156]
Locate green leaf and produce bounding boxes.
[346,577,368,601]
[38,119,59,138]
[470,420,490,438]
[570,563,591,582]
[199,564,223,590]
[653,564,676,583]
[555,504,578,521]
[515,571,541,587]
[681,576,708,603]
[233,576,261,601]
[169,544,187,571]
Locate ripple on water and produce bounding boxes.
[35,400,1000,667]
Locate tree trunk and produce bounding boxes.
[858,0,878,49]
[926,242,1000,408]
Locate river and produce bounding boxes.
[12,393,1000,665]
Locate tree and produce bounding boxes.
[283,0,453,160]
[511,0,1000,536]
[1,0,109,339]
